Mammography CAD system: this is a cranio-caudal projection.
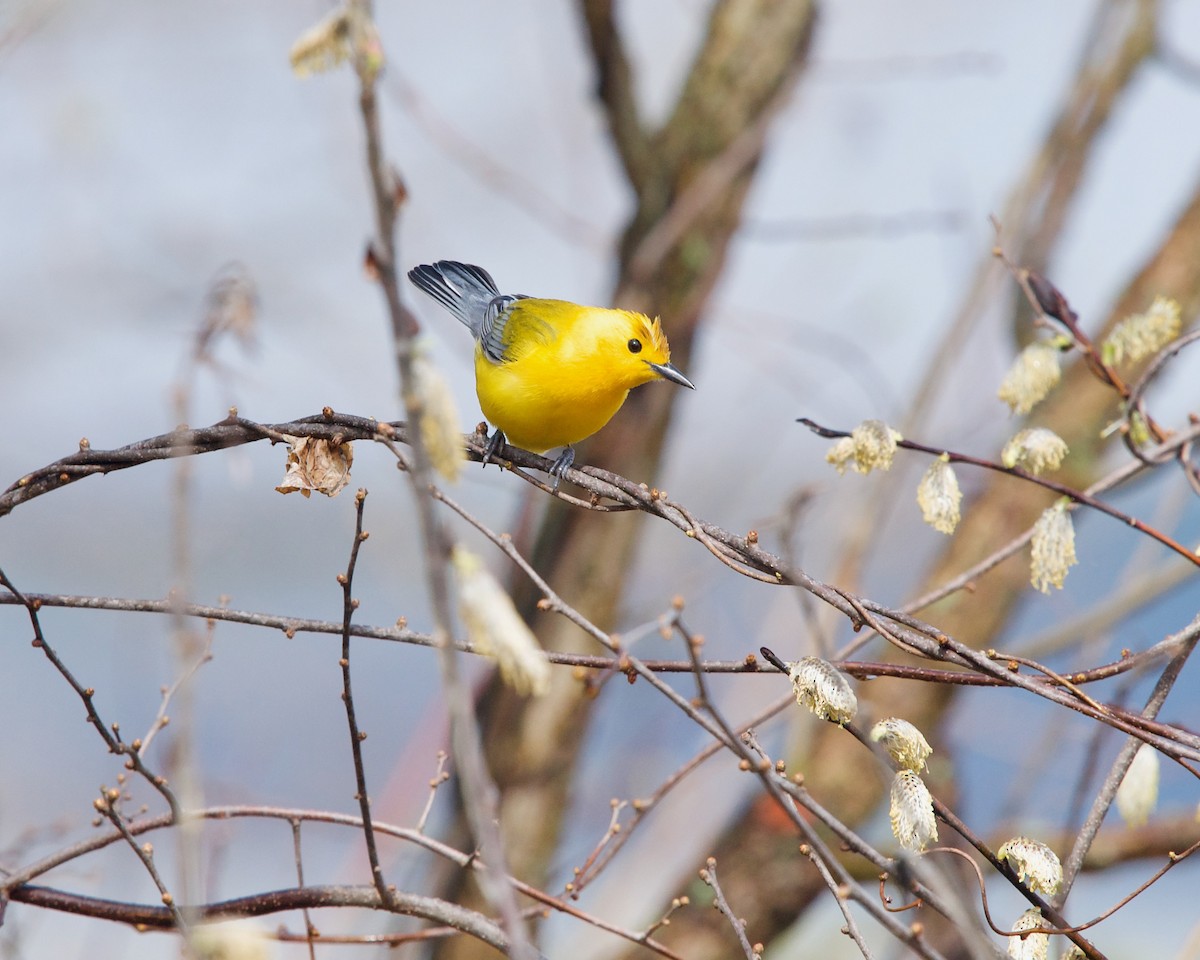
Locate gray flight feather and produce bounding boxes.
[407,260,528,364]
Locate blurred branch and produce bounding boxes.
[386,67,608,250]
[623,58,802,285]
[900,0,1158,445]
[138,624,213,759]
[0,0,61,59]
[1057,614,1200,902]
[0,568,182,819]
[741,208,965,243]
[350,0,533,950]
[826,0,1161,630]
[812,49,1002,82]
[1003,0,1157,277]
[1015,553,1197,659]
[825,0,1163,600]
[1156,31,1200,85]
[577,0,654,193]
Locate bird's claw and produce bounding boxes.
[481,428,506,469]
[480,430,574,493]
[547,447,575,492]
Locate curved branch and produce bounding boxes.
[1,412,394,518]
[7,883,514,952]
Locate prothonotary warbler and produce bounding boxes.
[407,260,695,487]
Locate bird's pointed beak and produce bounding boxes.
[648,361,695,390]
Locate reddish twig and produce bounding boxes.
[797,418,1200,567]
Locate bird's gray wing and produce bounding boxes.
[407,260,502,336]
[477,293,534,364]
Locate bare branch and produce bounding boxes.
[336,490,394,906]
[7,883,515,952]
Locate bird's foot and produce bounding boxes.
[547,447,575,492]
[481,428,506,469]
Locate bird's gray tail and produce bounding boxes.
[407,261,501,335]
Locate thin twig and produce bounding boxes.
[94,795,189,935]
[4,804,685,960]
[798,417,1200,567]
[13,588,1166,687]
[7,883,515,951]
[0,567,181,818]
[139,622,214,758]
[336,489,393,906]
[796,845,875,960]
[416,751,450,834]
[572,695,794,896]
[288,819,318,960]
[1057,613,1200,901]
[438,490,952,951]
[564,799,626,898]
[698,858,757,960]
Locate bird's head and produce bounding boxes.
[608,310,695,391]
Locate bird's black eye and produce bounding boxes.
[627,338,642,354]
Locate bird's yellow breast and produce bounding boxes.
[473,300,665,453]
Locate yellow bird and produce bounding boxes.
[408,260,694,486]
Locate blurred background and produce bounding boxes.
[3,1,1200,957]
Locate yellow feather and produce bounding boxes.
[476,301,674,452]
[409,262,693,471]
